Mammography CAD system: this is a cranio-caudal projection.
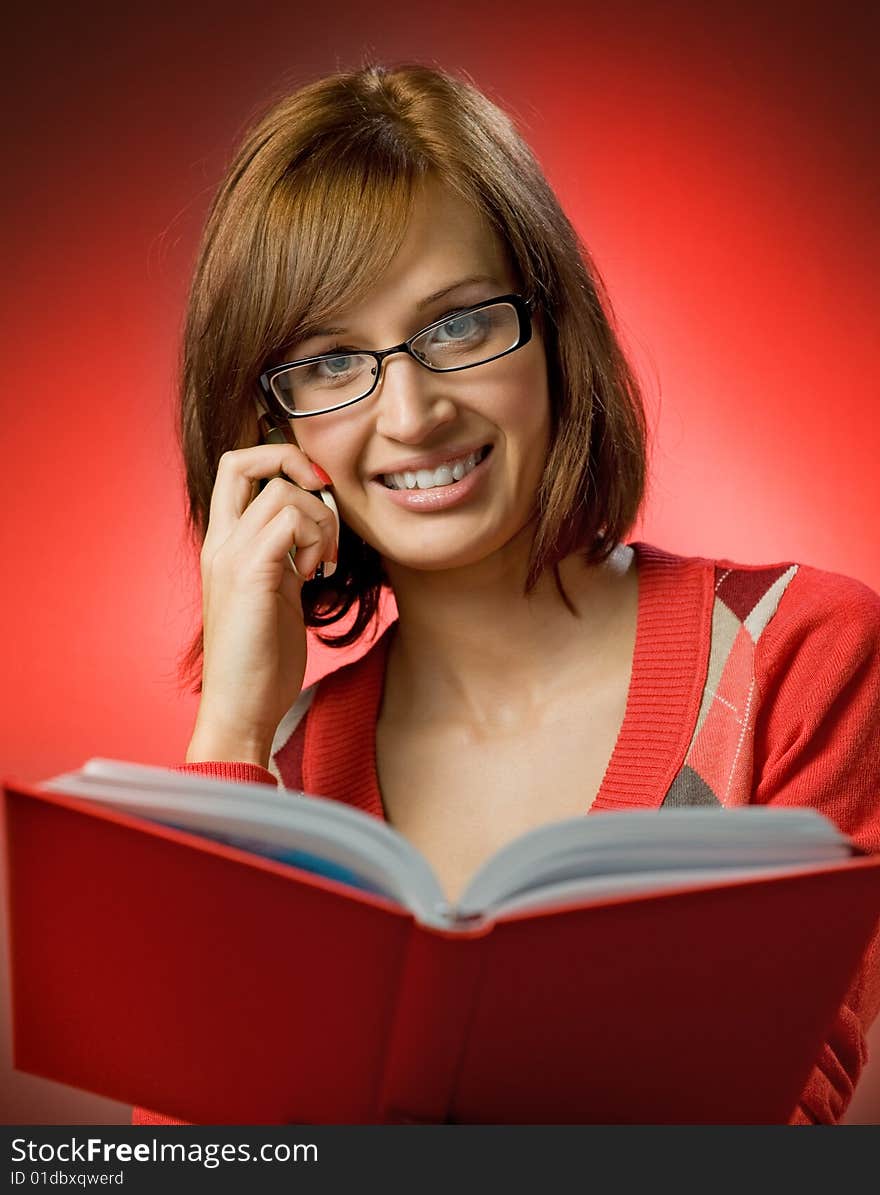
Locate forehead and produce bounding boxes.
[345,179,512,314]
[397,178,507,267]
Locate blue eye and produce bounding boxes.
[435,313,479,341]
[300,353,369,390]
[322,355,353,374]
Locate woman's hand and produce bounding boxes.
[187,443,339,768]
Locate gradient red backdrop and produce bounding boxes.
[2,0,878,1123]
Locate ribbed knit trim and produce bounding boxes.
[303,625,394,819]
[302,541,713,820]
[592,541,712,811]
[173,760,278,786]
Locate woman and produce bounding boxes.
[133,62,880,1125]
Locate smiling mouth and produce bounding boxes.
[380,444,492,490]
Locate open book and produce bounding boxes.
[32,757,862,926]
[4,759,880,1125]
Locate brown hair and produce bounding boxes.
[177,61,650,695]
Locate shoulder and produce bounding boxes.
[635,539,880,648]
[716,553,880,846]
[666,546,880,845]
[699,546,880,696]
[736,556,880,680]
[749,560,880,780]
[708,545,880,619]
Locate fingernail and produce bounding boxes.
[311,463,333,486]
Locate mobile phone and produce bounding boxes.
[253,397,339,579]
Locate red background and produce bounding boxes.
[1,0,878,1122]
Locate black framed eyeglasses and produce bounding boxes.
[259,293,536,419]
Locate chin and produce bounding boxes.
[383,548,488,573]
[378,522,535,575]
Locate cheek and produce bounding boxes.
[470,350,551,443]
[289,418,354,479]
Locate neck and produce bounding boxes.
[381,529,635,731]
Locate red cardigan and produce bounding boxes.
[132,541,880,1125]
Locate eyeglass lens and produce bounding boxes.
[271,300,521,415]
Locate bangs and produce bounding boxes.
[262,145,423,364]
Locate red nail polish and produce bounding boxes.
[312,463,333,486]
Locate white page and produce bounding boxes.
[36,759,855,932]
[470,858,855,925]
[39,758,446,921]
[456,807,852,916]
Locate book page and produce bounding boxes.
[37,762,856,933]
[39,758,449,923]
[478,858,860,924]
[453,807,854,919]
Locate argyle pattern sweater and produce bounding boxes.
[132,541,880,1126]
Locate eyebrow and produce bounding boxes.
[301,274,500,339]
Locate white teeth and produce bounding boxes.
[383,448,487,491]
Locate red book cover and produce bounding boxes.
[4,776,880,1124]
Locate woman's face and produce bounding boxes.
[288,178,551,574]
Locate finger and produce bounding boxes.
[283,495,340,581]
[266,504,326,582]
[223,478,338,580]
[207,445,325,544]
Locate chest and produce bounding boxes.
[374,680,631,905]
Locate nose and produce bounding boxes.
[372,352,458,443]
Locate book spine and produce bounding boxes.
[374,922,489,1124]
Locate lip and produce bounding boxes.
[369,444,493,511]
[369,441,491,481]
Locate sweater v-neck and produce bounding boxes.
[302,541,713,820]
